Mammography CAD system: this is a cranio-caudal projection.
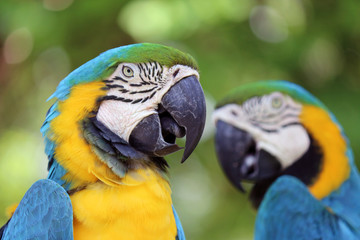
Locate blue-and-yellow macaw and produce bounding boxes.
[0,43,206,240]
[213,80,360,239]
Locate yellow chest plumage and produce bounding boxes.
[70,169,177,240]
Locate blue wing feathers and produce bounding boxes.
[322,168,360,230]
[2,179,73,240]
[172,205,186,240]
[255,176,357,240]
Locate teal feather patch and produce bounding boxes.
[82,118,128,178]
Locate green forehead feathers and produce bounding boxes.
[216,80,326,110]
[120,43,199,70]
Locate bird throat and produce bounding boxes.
[249,133,323,209]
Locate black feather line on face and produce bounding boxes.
[130,86,157,94]
[99,96,133,103]
[149,91,157,100]
[119,89,129,94]
[139,64,147,78]
[131,98,143,104]
[141,96,149,103]
[142,63,149,78]
[106,84,124,89]
[152,63,156,78]
[138,74,150,85]
[113,76,128,83]
[130,83,146,87]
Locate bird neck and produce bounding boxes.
[48,81,113,189]
[300,105,351,199]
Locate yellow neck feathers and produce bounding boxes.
[49,81,177,239]
[300,105,350,199]
[50,81,123,188]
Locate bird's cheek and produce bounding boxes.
[277,126,311,168]
[256,126,311,169]
[96,100,157,142]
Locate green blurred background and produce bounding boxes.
[0,0,360,239]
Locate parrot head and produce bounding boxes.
[213,80,351,208]
[41,43,206,188]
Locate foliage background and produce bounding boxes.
[0,0,359,239]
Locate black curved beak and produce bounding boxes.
[129,75,206,162]
[215,120,281,192]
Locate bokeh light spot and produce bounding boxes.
[250,6,288,43]
[201,92,216,143]
[188,0,253,23]
[302,39,343,86]
[0,129,47,205]
[33,47,71,86]
[172,157,218,237]
[119,0,173,41]
[43,0,74,11]
[119,0,198,41]
[268,0,306,29]
[4,28,34,64]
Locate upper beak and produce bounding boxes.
[129,75,206,163]
[215,120,281,192]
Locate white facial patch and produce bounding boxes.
[96,63,199,141]
[213,92,310,169]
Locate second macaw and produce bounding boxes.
[0,43,206,240]
[213,80,360,239]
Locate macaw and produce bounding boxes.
[0,43,206,240]
[213,80,360,239]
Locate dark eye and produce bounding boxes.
[122,66,134,78]
[271,96,283,109]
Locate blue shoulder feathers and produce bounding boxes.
[1,179,73,240]
[256,176,360,240]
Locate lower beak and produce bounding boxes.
[215,120,281,192]
[129,75,206,163]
